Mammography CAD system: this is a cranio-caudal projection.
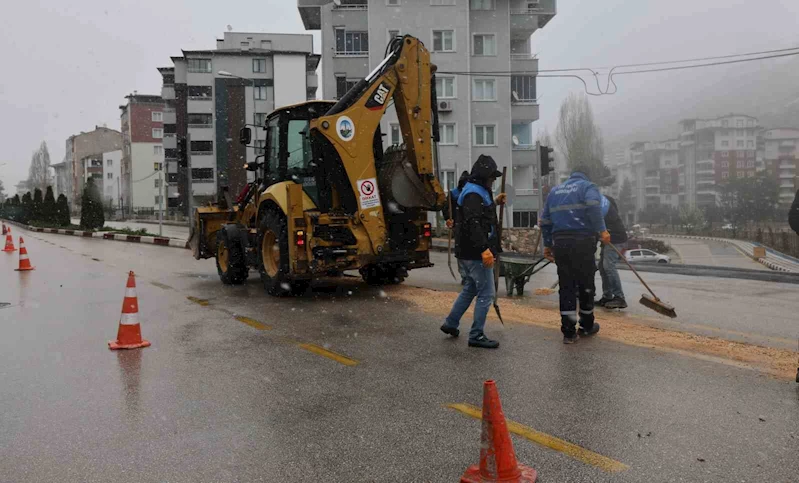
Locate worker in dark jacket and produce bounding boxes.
[789,189,799,235]
[541,167,610,344]
[443,171,472,283]
[440,155,506,349]
[596,195,628,309]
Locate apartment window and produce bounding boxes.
[736,140,744,148]
[721,151,728,157]
[722,171,729,179]
[164,148,176,159]
[335,29,369,55]
[435,76,456,98]
[335,76,360,99]
[513,211,537,228]
[440,170,456,191]
[188,113,213,126]
[152,128,163,139]
[260,40,272,50]
[154,195,162,205]
[162,74,175,85]
[721,140,729,147]
[746,159,754,168]
[152,111,163,122]
[107,173,113,179]
[737,171,745,179]
[748,171,755,178]
[474,124,496,146]
[471,0,494,9]
[736,160,744,168]
[440,123,457,145]
[154,179,161,188]
[747,140,754,148]
[387,0,400,5]
[253,58,267,73]
[722,120,729,127]
[254,139,266,155]
[192,168,214,182]
[472,79,496,101]
[511,75,536,101]
[187,85,212,99]
[190,140,213,153]
[735,129,743,136]
[254,113,267,126]
[473,34,496,56]
[431,0,456,5]
[164,124,176,135]
[388,29,401,43]
[737,120,743,127]
[747,119,754,127]
[241,42,250,49]
[390,124,401,145]
[432,30,455,52]
[187,59,212,73]
[107,159,113,166]
[254,86,269,100]
[721,160,729,168]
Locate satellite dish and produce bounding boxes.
[512,135,520,146]
[226,24,233,32]
[511,90,520,102]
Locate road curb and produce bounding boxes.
[1,219,189,250]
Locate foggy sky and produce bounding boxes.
[2,0,798,191]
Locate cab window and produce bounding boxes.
[265,117,280,174]
[286,120,312,173]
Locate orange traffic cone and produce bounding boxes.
[14,237,34,271]
[2,230,16,252]
[108,271,151,350]
[461,380,538,483]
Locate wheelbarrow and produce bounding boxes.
[498,254,551,296]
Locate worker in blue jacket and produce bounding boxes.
[540,166,610,344]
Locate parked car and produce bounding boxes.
[625,248,670,264]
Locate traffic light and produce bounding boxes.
[539,144,555,177]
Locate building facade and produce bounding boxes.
[120,94,166,215]
[102,150,123,212]
[161,31,319,214]
[298,0,557,227]
[59,126,122,207]
[762,128,799,205]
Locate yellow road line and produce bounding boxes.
[297,343,359,366]
[234,315,272,331]
[187,296,210,306]
[446,403,629,473]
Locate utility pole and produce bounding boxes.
[186,132,193,227]
[158,162,163,236]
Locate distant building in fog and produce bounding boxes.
[762,128,799,205]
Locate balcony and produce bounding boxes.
[161,85,175,100]
[780,181,795,188]
[696,168,714,175]
[297,0,334,30]
[779,172,796,179]
[511,101,539,122]
[510,55,538,74]
[511,147,536,166]
[697,179,715,185]
[510,0,557,36]
[307,72,318,89]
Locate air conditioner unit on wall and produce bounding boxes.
[438,100,453,112]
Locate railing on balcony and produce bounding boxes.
[188,124,212,129]
[333,4,367,11]
[511,7,550,15]
[512,143,535,151]
[515,188,539,196]
[510,52,537,60]
[334,50,368,57]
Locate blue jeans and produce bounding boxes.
[444,259,495,340]
[599,242,625,300]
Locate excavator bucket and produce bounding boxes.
[379,145,439,210]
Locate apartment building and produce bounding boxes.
[298,0,557,227]
[102,150,123,211]
[161,31,319,214]
[119,94,166,214]
[762,128,799,205]
[679,114,759,208]
[53,126,122,207]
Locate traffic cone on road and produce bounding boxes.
[460,380,538,483]
[14,237,34,271]
[108,271,151,350]
[2,230,16,252]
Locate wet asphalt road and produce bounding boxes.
[667,238,768,271]
[1,227,798,482]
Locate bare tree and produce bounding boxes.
[555,92,605,178]
[27,141,52,192]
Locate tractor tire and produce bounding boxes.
[216,229,248,285]
[257,209,301,296]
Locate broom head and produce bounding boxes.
[639,293,677,318]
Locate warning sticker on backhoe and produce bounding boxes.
[357,178,381,210]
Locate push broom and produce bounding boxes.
[609,242,677,318]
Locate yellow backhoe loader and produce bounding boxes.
[189,35,447,295]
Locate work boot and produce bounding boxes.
[468,334,499,349]
[604,297,628,309]
[563,333,579,344]
[578,322,600,337]
[595,296,611,307]
[440,324,459,337]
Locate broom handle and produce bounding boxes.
[608,242,660,301]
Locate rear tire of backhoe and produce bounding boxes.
[216,230,248,285]
[257,209,306,296]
